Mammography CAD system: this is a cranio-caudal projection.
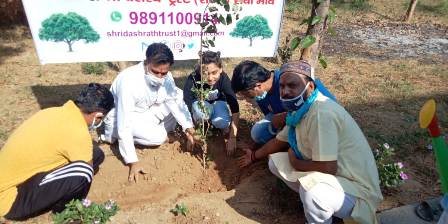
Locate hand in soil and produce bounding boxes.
[185,131,196,151]
[225,136,236,156]
[237,148,253,168]
[128,161,148,183]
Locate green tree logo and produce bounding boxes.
[39,12,100,52]
[230,15,273,47]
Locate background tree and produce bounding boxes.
[299,0,331,67]
[404,0,419,22]
[287,0,333,68]
[230,15,273,47]
[39,12,100,52]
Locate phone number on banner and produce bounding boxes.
[130,12,215,25]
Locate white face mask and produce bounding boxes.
[89,113,103,131]
[145,73,165,87]
[145,65,166,87]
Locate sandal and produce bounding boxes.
[415,200,443,222]
[415,201,434,221]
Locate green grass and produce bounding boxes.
[284,0,311,15]
[332,0,372,11]
[417,0,448,16]
[366,129,429,150]
[392,63,408,72]
[431,66,448,80]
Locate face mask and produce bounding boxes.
[254,91,267,101]
[89,113,103,131]
[281,82,310,111]
[145,73,165,87]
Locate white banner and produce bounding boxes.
[22,0,285,64]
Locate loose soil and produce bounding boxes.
[0,1,447,223]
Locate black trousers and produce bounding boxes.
[4,147,105,221]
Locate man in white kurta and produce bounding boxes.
[102,43,195,182]
[267,60,383,223]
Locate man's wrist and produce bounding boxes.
[250,150,258,162]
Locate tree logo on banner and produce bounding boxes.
[39,12,100,52]
[230,14,273,47]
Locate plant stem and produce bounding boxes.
[198,2,211,170]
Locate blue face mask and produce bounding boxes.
[254,91,267,101]
[281,82,310,111]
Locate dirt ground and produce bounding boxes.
[0,0,447,223]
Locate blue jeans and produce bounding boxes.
[251,113,278,144]
[440,195,448,224]
[192,100,231,129]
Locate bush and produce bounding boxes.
[53,199,119,224]
[374,143,408,188]
[81,63,106,75]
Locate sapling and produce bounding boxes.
[192,0,241,169]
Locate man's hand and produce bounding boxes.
[237,148,253,168]
[185,128,196,151]
[226,113,239,156]
[271,112,287,130]
[128,161,148,183]
[225,136,236,156]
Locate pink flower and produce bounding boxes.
[383,143,390,149]
[400,171,408,180]
[105,199,115,210]
[396,162,404,169]
[82,199,91,207]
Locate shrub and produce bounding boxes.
[81,63,106,75]
[374,143,408,188]
[53,199,119,224]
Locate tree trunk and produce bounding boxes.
[404,0,418,22]
[67,41,73,52]
[249,37,253,47]
[300,0,330,68]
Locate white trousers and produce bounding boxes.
[439,210,448,224]
[268,159,356,224]
[103,103,177,146]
